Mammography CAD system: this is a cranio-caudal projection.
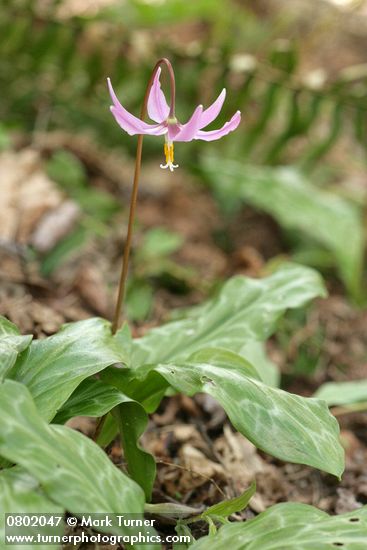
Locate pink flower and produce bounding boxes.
[107,67,241,172]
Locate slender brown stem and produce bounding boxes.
[111,58,176,335]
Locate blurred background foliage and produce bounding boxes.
[1,0,366,312]
[3,0,367,163]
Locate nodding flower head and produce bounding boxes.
[107,62,241,171]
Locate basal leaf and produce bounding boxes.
[188,348,261,381]
[0,316,32,381]
[131,263,326,367]
[154,358,344,477]
[190,503,367,549]
[112,401,156,502]
[0,316,23,337]
[25,376,157,504]
[0,467,64,550]
[8,318,128,421]
[96,413,119,448]
[314,380,367,406]
[101,366,169,413]
[0,381,145,525]
[53,378,131,424]
[202,158,364,300]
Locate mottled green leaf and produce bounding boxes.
[53,378,131,424]
[154,358,344,477]
[0,467,64,550]
[188,348,260,381]
[8,318,128,421]
[132,263,326,367]
[24,375,156,504]
[314,380,367,406]
[0,316,32,381]
[0,381,148,539]
[190,503,367,549]
[202,158,364,299]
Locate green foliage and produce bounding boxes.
[202,158,364,300]
[0,123,11,150]
[131,263,327,366]
[200,481,256,520]
[0,265,345,533]
[40,226,88,276]
[276,308,325,377]
[136,228,183,260]
[107,264,343,477]
[0,317,32,381]
[190,502,367,549]
[126,227,192,321]
[53,378,131,424]
[239,341,280,387]
[123,0,224,26]
[46,149,87,192]
[112,401,156,502]
[126,280,154,322]
[153,355,343,477]
[0,3,365,545]
[175,481,256,539]
[42,150,119,275]
[55,353,156,502]
[0,467,64,550]
[1,2,367,169]
[0,381,147,532]
[315,380,367,406]
[8,318,128,421]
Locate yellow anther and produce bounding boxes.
[164,143,174,164]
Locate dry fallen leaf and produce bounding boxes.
[0,149,79,250]
[180,444,225,483]
[0,150,62,241]
[31,200,80,252]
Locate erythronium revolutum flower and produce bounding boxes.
[108,58,241,337]
[107,64,241,172]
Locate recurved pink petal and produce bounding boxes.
[173,105,204,142]
[199,89,226,129]
[108,78,167,136]
[111,107,167,136]
[194,111,241,141]
[147,67,170,123]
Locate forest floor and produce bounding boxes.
[1,133,366,537]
